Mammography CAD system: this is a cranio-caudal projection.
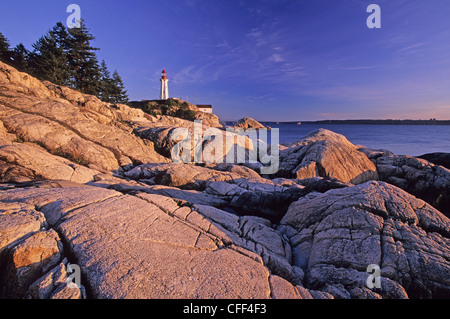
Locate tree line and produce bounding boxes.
[0,21,128,104]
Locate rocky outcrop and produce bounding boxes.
[0,60,168,175]
[279,181,450,299]
[0,142,102,183]
[93,167,351,224]
[0,105,120,171]
[1,61,266,171]
[233,117,266,131]
[128,99,224,128]
[0,192,86,299]
[1,61,449,299]
[133,119,259,165]
[278,129,378,184]
[418,152,450,169]
[0,182,308,299]
[0,120,14,145]
[361,147,450,218]
[194,111,223,128]
[124,162,242,189]
[26,258,86,299]
[2,179,449,299]
[1,229,63,298]
[121,162,331,222]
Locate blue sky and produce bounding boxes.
[1,0,450,121]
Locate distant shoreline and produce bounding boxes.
[255,119,450,125]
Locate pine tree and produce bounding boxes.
[110,70,129,104]
[51,22,70,51]
[0,32,11,63]
[29,23,70,86]
[66,20,101,96]
[98,60,115,103]
[1,21,129,103]
[9,43,30,72]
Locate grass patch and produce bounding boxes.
[51,146,90,166]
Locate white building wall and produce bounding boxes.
[160,79,169,100]
[198,108,213,114]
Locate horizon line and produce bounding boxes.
[221,118,450,123]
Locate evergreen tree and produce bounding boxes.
[1,21,129,103]
[110,70,129,104]
[66,20,101,96]
[0,32,11,63]
[98,60,115,103]
[30,23,70,86]
[9,43,30,72]
[51,22,70,51]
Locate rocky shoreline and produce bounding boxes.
[0,61,449,299]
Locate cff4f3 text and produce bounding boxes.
[183,303,267,317]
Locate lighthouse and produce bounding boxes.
[160,69,169,100]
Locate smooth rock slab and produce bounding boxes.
[56,194,270,298]
[0,184,307,298]
[0,143,101,183]
[36,189,273,298]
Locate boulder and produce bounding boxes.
[0,229,63,298]
[133,120,258,165]
[278,129,378,184]
[358,146,394,160]
[280,181,450,298]
[26,258,86,299]
[1,66,269,169]
[192,204,303,285]
[418,152,450,169]
[206,163,261,179]
[233,117,266,131]
[205,178,305,222]
[371,154,450,217]
[194,111,223,128]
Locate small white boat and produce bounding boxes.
[297,122,301,125]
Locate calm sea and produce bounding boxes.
[254,123,450,157]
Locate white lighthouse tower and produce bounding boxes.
[160,69,169,100]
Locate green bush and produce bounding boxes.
[174,108,196,120]
[185,110,196,120]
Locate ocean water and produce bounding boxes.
[258,123,450,157]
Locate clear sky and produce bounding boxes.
[1,0,450,121]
